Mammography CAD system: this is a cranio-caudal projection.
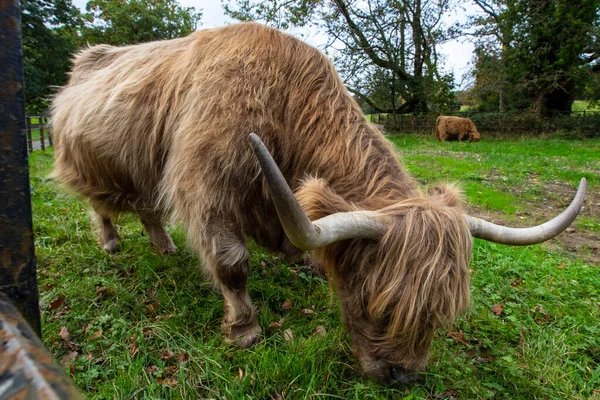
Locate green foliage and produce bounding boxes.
[32,135,600,398]
[21,0,82,113]
[467,0,600,116]
[82,0,201,46]
[19,0,201,112]
[223,0,456,115]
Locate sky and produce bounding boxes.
[72,0,478,88]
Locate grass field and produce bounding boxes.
[31,135,599,399]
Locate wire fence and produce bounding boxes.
[370,110,600,138]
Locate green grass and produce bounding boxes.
[572,100,600,112]
[31,135,600,399]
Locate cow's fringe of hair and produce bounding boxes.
[302,181,472,367]
[370,184,471,339]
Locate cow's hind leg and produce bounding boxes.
[198,221,261,348]
[138,210,177,254]
[91,203,120,253]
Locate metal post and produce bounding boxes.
[0,292,84,399]
[0,0,41,336]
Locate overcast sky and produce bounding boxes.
[72,0,478,88]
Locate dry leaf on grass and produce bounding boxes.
[177,351,189,363]
[313,325,327,338]
[269,317,285,329]
[49,295,66,310]
[145,365,160,375]
[60,351,78,368]
[491,304,504,316]
[156,378,177,387]
[59,326,79,351]
[281,299,293,310]
[128,335,138,357]
[87,329,102,342]
[447,330,468,345]
[300,308,314,315]
[283,328,294,342]
[161,349,174,361]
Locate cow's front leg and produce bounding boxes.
[201,230,261,347]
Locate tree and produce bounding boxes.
[467,0,600,116]
[223,0,457,114]
[82,0,202,46]
[21,0,82,113]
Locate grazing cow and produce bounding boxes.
[436,116,481,142]
[51,23,585,386]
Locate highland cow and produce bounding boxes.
[436,116,481,142]
[51,23,585,385]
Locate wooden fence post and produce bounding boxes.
[26,116,33,152]
[40,116,45,151]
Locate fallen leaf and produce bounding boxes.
[60,326,70,342]
[268,317,285,330]
[164,365,179,376]
[60,351,78,368]
[95,286,110,301]
[146,301,160,314]
[87,330,102,342]
[300,308,314,315]
[49,295,66,311]
[143,327,154,339]
[557,263,566,269]
[281,299,293,310]
[59,326,79,351]
[491,304,504,316]
[532,305,551,324]
[161,349,174,361]
[447,330,468,345]
[156,378,177,387]
[177,351,189,363]
[313,325,327,338]
[283,329,294,342]
[145,365,160,375]
[146,287,157,299]
[128,335,138,357]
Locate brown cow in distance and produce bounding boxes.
[436,116,481,142]
[51,23,585,386]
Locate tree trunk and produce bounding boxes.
[543,79,574,117]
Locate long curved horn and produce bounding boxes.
[248,133,385,251]
[465,178,586,245]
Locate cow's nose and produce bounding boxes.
[389,366,421,386]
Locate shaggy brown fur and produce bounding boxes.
[436,116,481,142]
[52,22,472,384]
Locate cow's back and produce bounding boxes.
[51,23,301,212]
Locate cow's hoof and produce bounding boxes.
[102,239,120,253]
[151,234,177,255]
[158,243,177,255]
[224,322,262,348]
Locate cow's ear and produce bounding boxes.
[426,183,465,208]
[296,177,356,220]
